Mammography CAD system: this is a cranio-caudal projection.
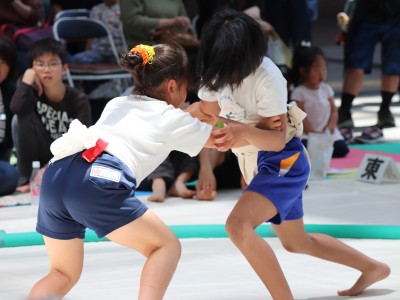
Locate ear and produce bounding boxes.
[299,67,306,75]
[62,63,68,75]
[165,79,178,96]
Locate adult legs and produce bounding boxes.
[338,67,364,128]
[28,237,84,299]
[272,219,390,296]
[106,210,181,300]
[225,190,294,300]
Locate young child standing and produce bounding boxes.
[27,43,225,300]
[10,38,92,193]
[290,45,349,158]
[192,9,390,299]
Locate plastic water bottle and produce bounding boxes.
[30,161,41,206]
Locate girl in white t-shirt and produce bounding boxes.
[290,45,349,158]
[191,9,390,299]
[28,44,224,300]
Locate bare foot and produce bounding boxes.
[16,183,30,193]
[169,181,195,199]
[147,178,166,202]
[147,191,166,202]
[337,262,391,296]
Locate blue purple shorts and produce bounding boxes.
[345,17,400,75]
[246,138,310,224]
[36,152,148,239]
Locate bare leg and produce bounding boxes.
[381,74,399,92]
[107,210,181,300]
[342,68,364,95]
[28,237,84,299]
[225,191,294,300]
[147,178,167,202]
[168,170,195,199]
[273,219,390,296]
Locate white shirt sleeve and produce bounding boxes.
[166,109,212,157]
[198,87,219,102]
[255,69,288,117]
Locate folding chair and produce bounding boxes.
[54,9,90,20]
[52,17,131,87]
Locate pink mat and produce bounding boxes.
[330,148,400,169]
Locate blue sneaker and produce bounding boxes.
[354,126,384,144]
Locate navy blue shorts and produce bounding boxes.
[345,17,400,75]
[246,138,310,224]
[36,152,148,239]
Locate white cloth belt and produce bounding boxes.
[50,119,99,163]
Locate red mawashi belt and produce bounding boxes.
[82,138,109,163]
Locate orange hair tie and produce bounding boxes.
[129,44,155,65]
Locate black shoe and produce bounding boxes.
[338,109,354,128]
[354,126,384,144]
[377,109,395,128]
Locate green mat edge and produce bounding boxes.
[349,142,400,155]
[1,224,399,248]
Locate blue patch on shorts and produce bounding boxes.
[246,138,310,224]
[36,152,148,239]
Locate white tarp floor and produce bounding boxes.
[1,178,399,300]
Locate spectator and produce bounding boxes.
[0,36,17,162]
[0,36,19,196]
[0,0,45,75]
[290,45,349,158]
[259,0,313,50]
[71,0,126,64]
[119,0,191,47]
[0,0,42,29]
[338,0,400,144]
[138,151,197,202]
[10,38,92,193]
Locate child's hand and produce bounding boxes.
[195,168,217,201]
[255,115,282,131]
[212,117,247,151]
[22,68,43,96]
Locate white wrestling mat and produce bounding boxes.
[0,178,399,300]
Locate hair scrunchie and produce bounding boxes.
[129,44,155,65]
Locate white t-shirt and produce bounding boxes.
[198,57,288,125]
[198,57,288,184]
[290,83,343,141]
[51,95,212,184]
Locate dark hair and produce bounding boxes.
[28,38,68,66]
[290,45,325,87]
[0,36,16,82]
[197,9,267,91]
[120,43,189,99]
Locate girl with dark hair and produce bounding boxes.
[27,43,225,300]
[290,45,349,158]
[192,9,390,299]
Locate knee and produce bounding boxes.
[281,235,314,254]
[225,215,252,244]
[142,235,181,260]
